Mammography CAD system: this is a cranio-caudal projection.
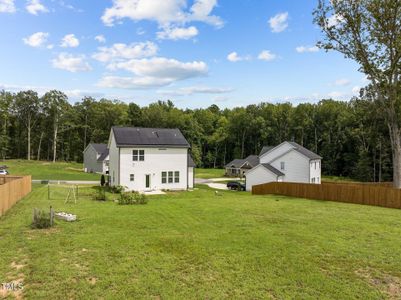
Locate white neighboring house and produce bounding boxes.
[245,141,322,191]
[108,127,195,192]
[83,143,109,174]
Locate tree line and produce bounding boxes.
[0,89,393,182]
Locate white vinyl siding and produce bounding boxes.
[259,142,294,164]
[83,145,105,173]
[108,132,120,186]
[310,159,321,184]
[270,150,310,183]
[245,165,282,192]
[118,147,188,191]
[188,167,194,189]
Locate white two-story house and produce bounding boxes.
[108,127,195,192]
[245,141,322,191]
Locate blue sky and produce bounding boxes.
[0,0,366,108]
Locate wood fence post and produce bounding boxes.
[50,206,54,227]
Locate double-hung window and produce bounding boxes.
[162,172,167,184]
[133,150,145,161]
[130,174,135,182]
[168,171,174,183]
[174,171,180,183]
[280,162,285,171]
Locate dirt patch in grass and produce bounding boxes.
[87,277,97,285]
[10,261,26,271]
[2,274,25,299]
[356,268,401,299]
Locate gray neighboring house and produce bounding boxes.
[83,143,109,174]
[225,155,260,177]
[245,141,322,191]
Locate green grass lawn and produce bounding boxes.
[2,160,100,181]
[1,185,401,299]
[195,168,226,179]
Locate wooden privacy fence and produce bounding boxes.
[252,182,401,209]
[0,176,32,216]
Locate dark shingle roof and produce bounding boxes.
[261,163,285,176]
[112,127,190,148]
[91,143,107,154]
[225,155,259,168]
[288,141,322,160]
[97,149,109,162]
[259,146,274,156]
[225,159,245,168]
[244,155,259,167]
[188,154,196,167]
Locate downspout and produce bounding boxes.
[186,148,189,190]
[118,147,120,186]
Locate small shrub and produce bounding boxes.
[93,187,106,201]
[118,191,148,205]
[31,209,52,229]
[100,175,105,187]
[110,185,125,194]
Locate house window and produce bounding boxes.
[318,161,321,169]
[311,177,316,183]
[174,171,180,183]
[314,162,317,169]
[130,174,134,182]
[280,162,285,170]
[132,150,145,161]
[168,171,173,183]
[162,172,167,184]
[317,177,320,183]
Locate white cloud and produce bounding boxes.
[52,53,92,72]
[269,12,288,33]
[57,1,83,13]
[296,46,319,53]
[0,0,15,13]
[334,78,351,86]
[157,26,198,40]
[26,0,48,15]
[158,86,233,96]
[60,34,80,48]
[352,86,361,95]
[227,52,250,62]
[136,27,146,35]
[101,0,222,28]
[95,35,106,43]
[23,32,49,47]
[258,50,276,61]
[98,57,208,89]
[327,14,345,27]
[188,0,223,27]
[92,42,158,63]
